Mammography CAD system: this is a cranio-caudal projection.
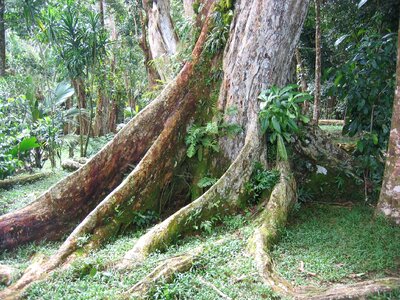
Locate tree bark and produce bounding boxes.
[313,0,321,123]
[218,0,310,160]
[183,0,195,19]
[0,0,5,76]
[142,0,179,82]
[98,0,105,27]
[295,47,310,114]
[138,7,162,87]
[377,23,400,224]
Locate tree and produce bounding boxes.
[1,0,398,298]
[183,0,195,19]
[377,23,400,224]
[0,0,5,76]
[313,0,321,123]
[142,0,179,81]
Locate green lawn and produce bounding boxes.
[272,203,400,289]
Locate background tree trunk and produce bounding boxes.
[313,0,321,123]
[295,47,310,114]
[377,24,400,224]
[98,0,105,27]
[0,0,5,76]
[94,1,117,136]
[143,0,179,82]
[138,8,162,87]
[183,0,195,19]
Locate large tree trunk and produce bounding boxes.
[143,0,179,82]
[313,0,322,123]
[0,0,5,76]
[377,24,400,224]
[0,0,215,251]
[218,0,309,160]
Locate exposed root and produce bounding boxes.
[249,160,400,299]
[303,278,400,300]
[117,127,262,269]
[248,160,297,297]
[197,276,232,300]
[122,246,203,298]
[0,171,52,189]
[0,10,217,299]
[295,125,359,180]
[0,90,195,300]
[122,238,227,299]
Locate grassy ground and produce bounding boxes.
[1,132,399,299]
[2,214,276,299]
[272,203,400,293]
[0,169,69,215]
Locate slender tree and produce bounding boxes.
[0,0,5,76]
[313,0,321,123]
[377,23,400,224]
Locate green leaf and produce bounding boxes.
[271,116,281,134]
[9,137,40,158]
[277,135,288,161]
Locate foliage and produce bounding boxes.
[258,85,311,160]
[197,176,218,188]
[0,96,32,178]
[337,32,396,143]
[245,163,280,205]
[185,120,241,161]
[203,0,234,55]
[334,31,397,195]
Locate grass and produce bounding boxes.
[1,200,399,299]
[319,124,356,144]
[0,169,69,215]
[20,213,276,300]
[1,132,399,299]
[319,124,343,133]
[272,203,400,289]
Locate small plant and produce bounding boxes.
[185,120,241,161]
[245,162,280,204]
[203,0,234,55]
[131,210,159,229]
[297,187,314,203]
[197,176,218,188]
[258,85,311,161]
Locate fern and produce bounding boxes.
[197,176,218,188]
[185,119,242,160]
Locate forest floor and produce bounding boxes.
[1,130,399,299]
